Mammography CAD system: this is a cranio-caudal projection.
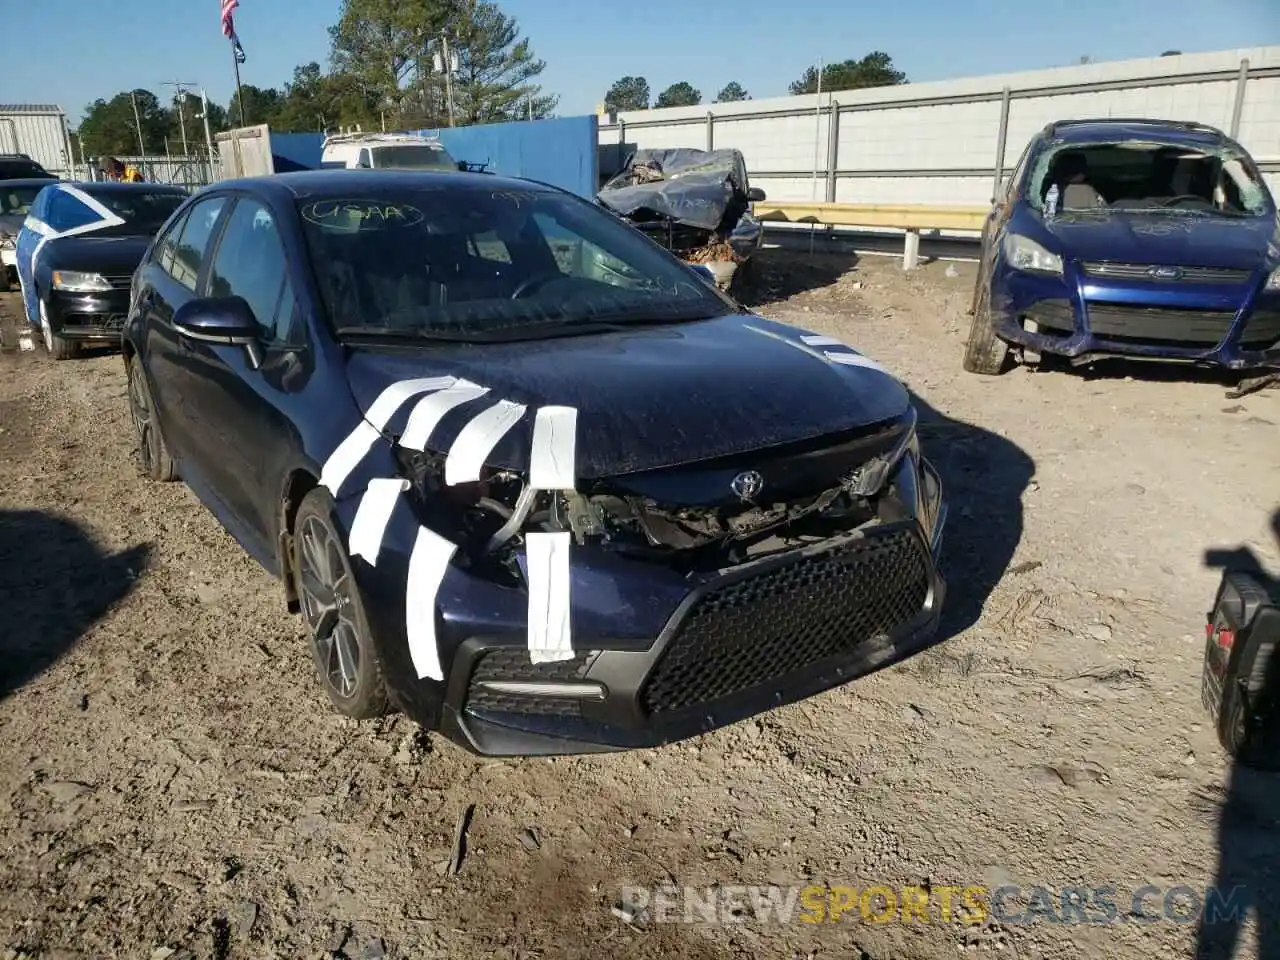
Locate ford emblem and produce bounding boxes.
[730,470,764,502]
[1147,265,1184,281]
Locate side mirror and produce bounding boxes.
[747,187,767,202]
[173,296,263,368]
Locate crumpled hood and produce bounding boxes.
[1045,211,1276,270]
[343,313,910,480]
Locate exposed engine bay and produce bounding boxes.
[393,418,917,585]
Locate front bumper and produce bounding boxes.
[348,453,947,757]
[44,287,131,342]
[990,264,1280,370]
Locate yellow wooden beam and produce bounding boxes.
[754,202,989,232]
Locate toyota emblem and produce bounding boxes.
[730,470,764,502]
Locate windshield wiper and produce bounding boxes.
[335,326,477,342]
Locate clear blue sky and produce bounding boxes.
[7,0,1280,126]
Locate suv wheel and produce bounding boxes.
[962,282,1010,375]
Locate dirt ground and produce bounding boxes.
[2,251,1279,960]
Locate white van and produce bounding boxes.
[321,133,461,172]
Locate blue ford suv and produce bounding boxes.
[964,118,1280,375]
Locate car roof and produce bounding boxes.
[1044,118,1233,150]
[0,177,60,189]
[211,169,554,200]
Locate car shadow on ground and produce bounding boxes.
[1197,509,1280,960]
[0,509,151,701]
[1031,355,1245,390]
[735,247,859,308]
[911,393,1036,642]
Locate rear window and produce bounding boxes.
[0,159,53,180]
[84,189,187,234]
[372,145,457,170]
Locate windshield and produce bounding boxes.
[85,189,187,235]
[297,184,734,341]
[1027,140,1272,216]
[372,145,457,170]
[0,185,43,216]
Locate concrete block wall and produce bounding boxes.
[600,46,1280,210]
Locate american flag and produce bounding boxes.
[221,0,246,63]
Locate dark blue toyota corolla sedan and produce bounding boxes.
[964,118,1280,375]
[124,170,947,756]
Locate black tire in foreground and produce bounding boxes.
[127,353,179,482]
[292,487,392,720]
[962,282,1011,375]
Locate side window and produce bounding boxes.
[170,196,227,292]
[208,199,293,343]
[153,210,190,275]
[45,190,99,232]
[357,148,371,169]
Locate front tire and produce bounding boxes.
[962,282,1010,375]
[127,353,178,481]
[39,296,77,360]
[292,488,391,720]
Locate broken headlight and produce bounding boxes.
[841,406,919,498]
[394,447,531,551]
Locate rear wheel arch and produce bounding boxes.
[278,468,321,612]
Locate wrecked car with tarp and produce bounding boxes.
[596,148,766,290]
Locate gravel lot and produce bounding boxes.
[2,252,1279,960]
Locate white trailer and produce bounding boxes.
[0,104,75,178]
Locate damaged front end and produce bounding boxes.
[596,148,766,291]
[393,406,936,583]
[370,405,946,756]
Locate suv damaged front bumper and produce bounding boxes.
[337,450,947,757]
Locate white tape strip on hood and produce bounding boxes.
[400,379,489,452]
[406,524,458,681]
[800,334,846,347]
[348,477,409,566]
[824,351,892,376]
[526,531,573,663]
[444,399,527,486]
[528,405,578,490]
[321,377,455,493]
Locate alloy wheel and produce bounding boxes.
[128,363,155,474]
[297,515,362,699]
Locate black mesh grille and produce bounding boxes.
[639,527,930,715]
[464,647,597,718]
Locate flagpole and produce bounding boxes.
[232,38,246,127]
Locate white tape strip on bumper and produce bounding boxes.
[526,531,573,664]
[406,525,459,682]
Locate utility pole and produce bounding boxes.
[199,88,216,180]
[161,81,198,156]
[129,91,147,158]
[438,35,457,127]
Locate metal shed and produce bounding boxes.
[0,104,75,177]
